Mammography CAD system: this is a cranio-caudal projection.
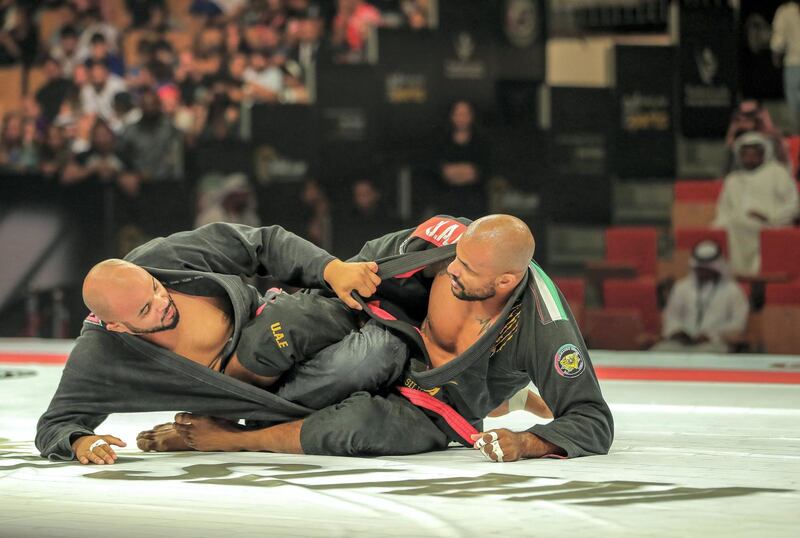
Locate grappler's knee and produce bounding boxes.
[275,320,409,409]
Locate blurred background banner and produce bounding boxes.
[615,44,676,178]
[679,0,737,138]
[738,0,784,100]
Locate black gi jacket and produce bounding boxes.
[35,223,339,460]
[348,216,614,458]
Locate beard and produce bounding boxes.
[449,274,496,302]
[125,296,181,334]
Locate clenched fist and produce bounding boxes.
[323,259,381,310]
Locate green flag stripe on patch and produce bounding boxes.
[530,262,567,321]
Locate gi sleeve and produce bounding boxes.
[519,287,614,457]
[35,343,111,460]
[126,222,337,290]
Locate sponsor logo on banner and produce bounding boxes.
[621,92,670,132]
[321,107,368,142]
[444,32,486,80]
[385,73,427,103]
[254,145,309,185]
[504,0,539,48]
[554,344,585,378]
[696,47,718,85]
[684,46,731,109]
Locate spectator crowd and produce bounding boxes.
[0,0,437,257]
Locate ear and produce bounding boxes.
[495,272,519,291]
[104,321,131,334]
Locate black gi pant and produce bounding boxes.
[237,289,450,456]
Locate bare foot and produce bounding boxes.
[173,413,245,452]
[136,422,194,452]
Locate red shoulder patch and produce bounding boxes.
[411,217,467,247]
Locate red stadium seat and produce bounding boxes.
[672,180,724,230]
[584,308,646,350]
[673,179,724,202]
[605,227,658,278]
[787,135,800,177]
[552,277,585,307]
[760,228,800,280]
[761,305,800,354]
[552,277,586,327]
[765,280,800,305]
[603,277,661,335]
[674,228,728,257]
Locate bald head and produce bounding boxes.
[463,214,535,274]
[82,259,148,322]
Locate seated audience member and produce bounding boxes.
[108,91,141,134]
[50,25,83,78]
[334,178,403,258]
[83,32,125,77]
[652,240,749,354]
[158,84,195,134]
[117,88,183,187]
[75,6,120,62]
[35,56,78,125]
[195,173,260,228]
[243,49,284,102]
[126,0,168,29]
[256,0,288,29]
[37,124,72,180]
[400,0,430,29]
[61,119,125,188]
[724,100,788,173]
[0,112,37,172]
[331,0,382,63]
[80,59,127,122]
[713,132,800,275]
[222,21,245,57]
[174,51,205,107]
[285,15,323,100]
[190,0,248,22]
[199,91,241,142]
[0,3,37,66]
[147,39,177,86]
[300,178,331,248]
[216,51,248,105]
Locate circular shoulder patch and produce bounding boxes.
[553,344,585,378]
